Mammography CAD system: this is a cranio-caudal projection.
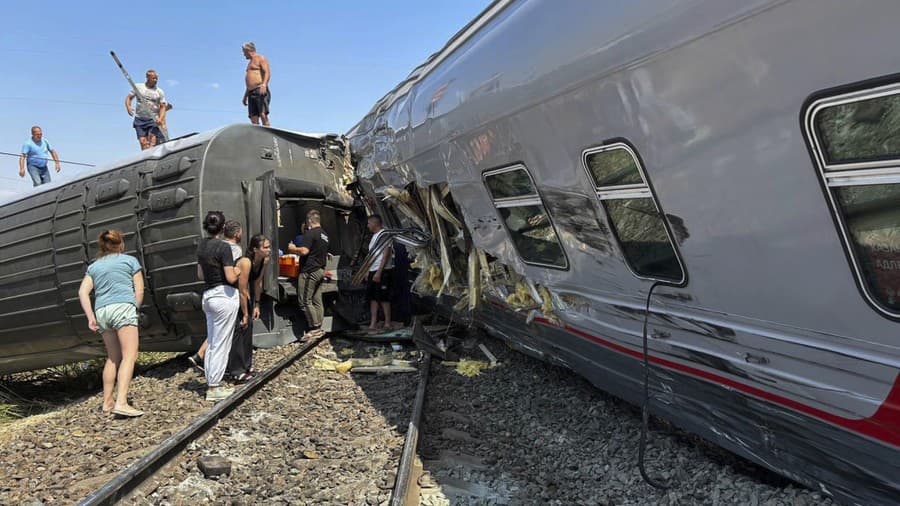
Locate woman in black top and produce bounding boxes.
[196,211,240,402]
[227,234,271,381]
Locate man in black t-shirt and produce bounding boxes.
[287,210,329,338]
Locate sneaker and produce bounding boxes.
[188,354,204,372]
[206,386,235,402]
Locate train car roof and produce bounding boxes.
[1,124,332,207]
[347,0,513,137]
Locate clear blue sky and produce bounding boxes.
[0,0,488,201]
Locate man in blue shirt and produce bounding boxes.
[18,126,60,187]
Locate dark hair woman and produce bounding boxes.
[77,230,145,417]
[227,234,271,382]
[196,211,240,401]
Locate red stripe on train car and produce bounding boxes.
[483,300,900,446]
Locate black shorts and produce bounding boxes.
[133,117,162,139]
[247,87,271,117]
[366,269,394,302]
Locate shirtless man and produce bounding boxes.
[241,42,271,126]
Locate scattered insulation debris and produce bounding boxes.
[539,286,561,325]
[312,354,415,374]
[373,181,563,322]
[506,282,537,308]
[454,359,492,377]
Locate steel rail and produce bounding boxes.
[78,337,324,506]
[390,351,432,506]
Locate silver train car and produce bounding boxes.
[347,1,900,503]
[0,124,365,375]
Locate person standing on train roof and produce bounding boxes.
[125,69,167,150]
[196,211,240,402]
[287,210,329,340]
[242,42,271,126]
[228,234,271,382]
[18,126,60,187]
[77,230,145,418]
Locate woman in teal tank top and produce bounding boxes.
[77,230,145,418]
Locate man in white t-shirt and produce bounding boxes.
[366,215,395,331]
[125,69,167,150]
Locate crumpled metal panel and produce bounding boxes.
[347,1,900,504]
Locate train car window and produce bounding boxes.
[582,143,684,283]
[585,147,644,187]
[483,165,568,269]
[834,184,900,311]
[814,94,900,166]
[807,84,900,316]
[485,167,538,199]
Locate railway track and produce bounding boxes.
[390,352,431,506]
[2,328,840,505]
[77,337,326,505]
[68,334,427,505]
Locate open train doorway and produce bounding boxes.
[253,173,368,347]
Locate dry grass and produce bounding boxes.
[0,352,180,425]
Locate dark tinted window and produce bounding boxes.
[585,148,643,187]
[485,169,537,199]
[815,94,900,164]
[835,184,900,310]
[603,198,682,281]
[498,205,567,268]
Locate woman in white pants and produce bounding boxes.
[196,211,240,401]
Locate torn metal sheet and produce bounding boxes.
[468,246,481,311]
[346,4,900,502]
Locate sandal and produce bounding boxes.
[111,405,144,418]
[234,372,254,383]
[188,354,204,372]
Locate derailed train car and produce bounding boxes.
[0,124,366,375]
[348,0,900,504]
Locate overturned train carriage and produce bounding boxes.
[0,124,366,375]
[348,0,900,504]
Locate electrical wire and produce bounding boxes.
[0,96,241,114]
[638,280,674,490]
[0,151,95,167]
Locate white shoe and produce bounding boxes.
[206,386,234,401]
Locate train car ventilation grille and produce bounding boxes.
[94,179,131,204]
[152,156,195,181]
[148,187,189,212]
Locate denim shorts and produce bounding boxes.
[96,303,139,331]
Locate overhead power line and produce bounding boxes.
[0,96,240,114]
[0,151,95,167]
